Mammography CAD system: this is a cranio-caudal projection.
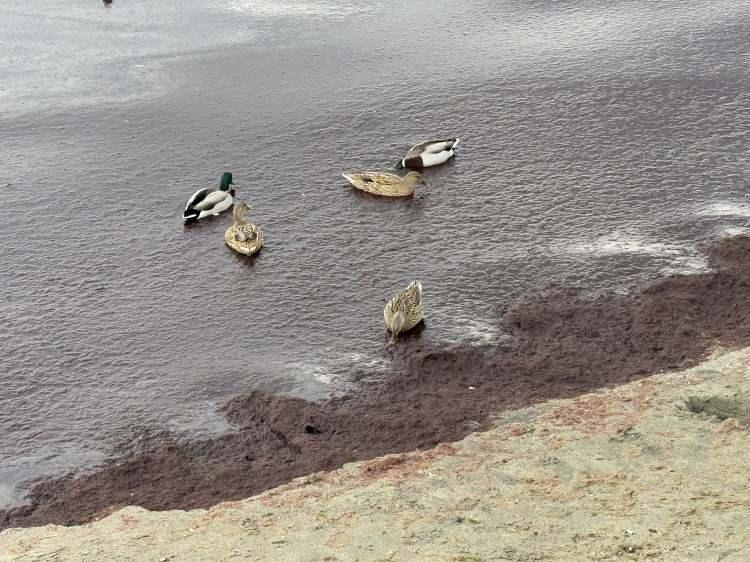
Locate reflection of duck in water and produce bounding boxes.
[224,201,264,256]
[103,0,113,5]
[342,171,424,197]
[395,138,460,169]
[183,172,236,224]
[384,281,424,344]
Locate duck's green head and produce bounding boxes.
[219,172,235,191]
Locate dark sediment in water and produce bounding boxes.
[3,236,750,531]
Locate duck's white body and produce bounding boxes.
[183,188,234,223]
[419,148,454,167]
[398,138,460,169]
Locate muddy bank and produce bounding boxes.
[4,347,750,560]
[3,236,750,531]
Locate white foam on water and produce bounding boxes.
[284,351,390,390]
[659,254,710,275]
[696,202,750,218]
[337,351,391,372]
[716,226,750,237]
[284,360,337,385]
[439,317,510,347]
[563,232,685,257]
[225,0,367,18]
[166,401,231,437]
[558,232,711,275]
[454,318,501,346]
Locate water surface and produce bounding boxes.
[1,0,750,506]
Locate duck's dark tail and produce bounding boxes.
[183,208,199,224]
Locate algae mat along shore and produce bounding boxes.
[3,345,750,560]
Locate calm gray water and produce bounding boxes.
[1,0,750,506]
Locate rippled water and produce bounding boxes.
[1,0,749,506]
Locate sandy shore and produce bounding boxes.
[3,346,750,561]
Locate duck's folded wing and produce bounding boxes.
[408,280,423,302]
[423,138,458,154]
[405,284,422,306]
[193,190,227,211]
[360,172,387,183]
[407,138,458,156]
[185,188,209,210]
[343,172,366,184]
[344,172,398,186]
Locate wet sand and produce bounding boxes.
[2,235,750,532]
[3,336,750,560]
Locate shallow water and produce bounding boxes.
[1,0,749,506]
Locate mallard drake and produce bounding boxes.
[342,171,424,197]
[384,280,423,343]
[183,172,236,224]
[395,138,460,169]
[224,201,264,256]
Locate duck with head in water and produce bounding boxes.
[395,138,460,169]
[384,281,424,344]
[183,172,236,224]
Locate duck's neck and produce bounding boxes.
[390,310,405,335]
[233,207,248,225]
[402,175,421,194]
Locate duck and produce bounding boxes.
[384,280,424,343]
[224,201,264,256]
[395,138,460,169]
[342,171,424,197]
[183,172,236,224]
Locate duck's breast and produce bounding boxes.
[212,194,233,213]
